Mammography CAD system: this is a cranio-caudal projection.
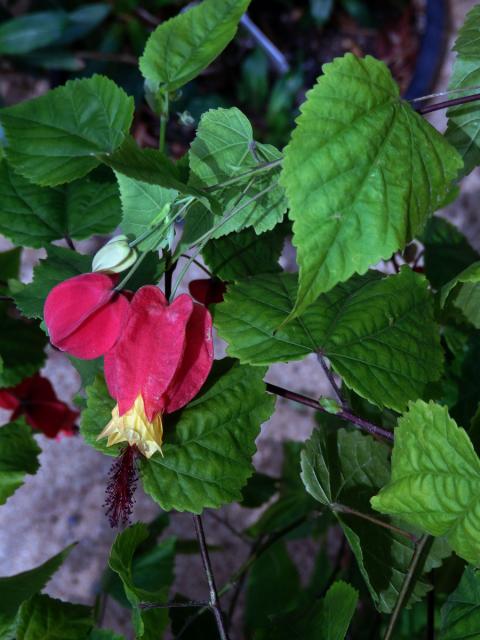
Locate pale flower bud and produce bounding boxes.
[92,235,137,274]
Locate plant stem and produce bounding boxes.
[332,504,417,542]
[65,236,76,251]
[159,92,169,153]
[383,535,433,640]
[164,250,175,301]
[265,382,394,441]
[114,250,151,291]
[204,159,282,192]
[180,254,214,277]
[317,354,345,406]
[193,515,230,640]
[140,600,209,610]
[418,92,480,115]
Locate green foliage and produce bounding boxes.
[0,12,68,55]
[215,268,442,412]
[16,594,92,640]
[372,400,480,565]
[139,0,251,92]
[80,374,117,457]
[1,75,134,186]
[440,566,480,639]
[89,631,125,640]
[441,261,480,328]
[0,305,46,386]
[141,359,275,512]
[189,107,286,235]
[0,421,41,505]
[11,247,91,320]
[281,53,462,317]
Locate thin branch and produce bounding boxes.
[204,159,282,192]
[265,382,394,442]
[317,354,345,406]
[418,92,480,115]
[206,510,250,544]
[193,515,230,640]
[180,254,213,277]
[140,600,209,610]
[384,535,433,640]
[65,236,76,251]
[332,504,417,542]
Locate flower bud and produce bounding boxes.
[92,235,137,274]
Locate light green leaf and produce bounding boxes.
[202,222,285,280]
[301,425,449,612]
[440,566,480,639]
[189,107,286,235]
[441,261,480,328]
[0,11,68,55]
[281,53,462,317]
[0,545,74,638]
[16,594,92,640]
[80,374,117,457]
[11,246,91,320]
[139,0,251,92]
[371,400,480,565]
[214,267,442,412]
[0,421,41,506]
[115,172,178,251]
[1,75,134,186]
[141,359,276,513]
[0,305,47,386]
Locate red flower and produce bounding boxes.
[44,273,130,360]
[0,374,78,438]
[98,286,214,458]
[189,278,227,307]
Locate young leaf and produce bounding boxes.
[11,247,91,320]
[301,426,449,612]
[0,420,41,505]
[281,53,462,317]
[371,400,480,565]
[446,5,480,176]
[141,359,276,513]
[115,172,178,251]
[264,581,359,640]
[440,566,480,639]
[139,0,251,92]
[202,223,285,281]
[214,268,442,412]
[80,374,117,457]
[441,261,480,329]
[1,75,134,186]
[0,305,46,386]
[0,545,74,638]
[189,107,286,235]
[16,594,92,640]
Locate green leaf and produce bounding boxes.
[202,223,285,281]
[423,217,479,288]
[0,11,68,55]
[440,566,480,639]
[189,107,286,235]
[0,248,21,283]
[62,178,121,239]
[89,631,125,640]
[1,75,134,186]
[281,53,462,317]
[215,267,442,412]
[139,0,251,92]
[446,5,480,176]
[115,172,178,251]
[441,261,480,328]
[0,420,41,505]
[108,523,175,636]
[241,472,277,508]
[141,359,276,513]
[16,594,92,640]
[68,357,103,389]
[245,541,301,630]
[371,400,480,565]
[11,246,91,320]
[80,374,117,456]
[301,425,449,612]
[0,305,46,386]
[264,581,358,640]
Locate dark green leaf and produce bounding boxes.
[16,594,92,640]
[241,472,277,508]
[215,268,442,412]
[440,566,480,639]
[0,12,68,55]
[89,630,125,640]
[80,374,117,457]
[141,359,276,513]
[0,420,41,505]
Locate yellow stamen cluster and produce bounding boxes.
[97,395,163,459]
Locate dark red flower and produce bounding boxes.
[189,278,227,307]
[0,374,78,438]
[44,273,130,360]
[98,286,214,458]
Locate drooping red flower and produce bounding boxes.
[98,286,214,458]
[44,273,130,360]
[0,374,78,438]
[189,278,227,307]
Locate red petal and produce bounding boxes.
[44,273,130,359]
[189,278,227,306]
[0,389,20,411]
[26,401,78,438]
[165,303,214,414]
[105,287,194,420]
